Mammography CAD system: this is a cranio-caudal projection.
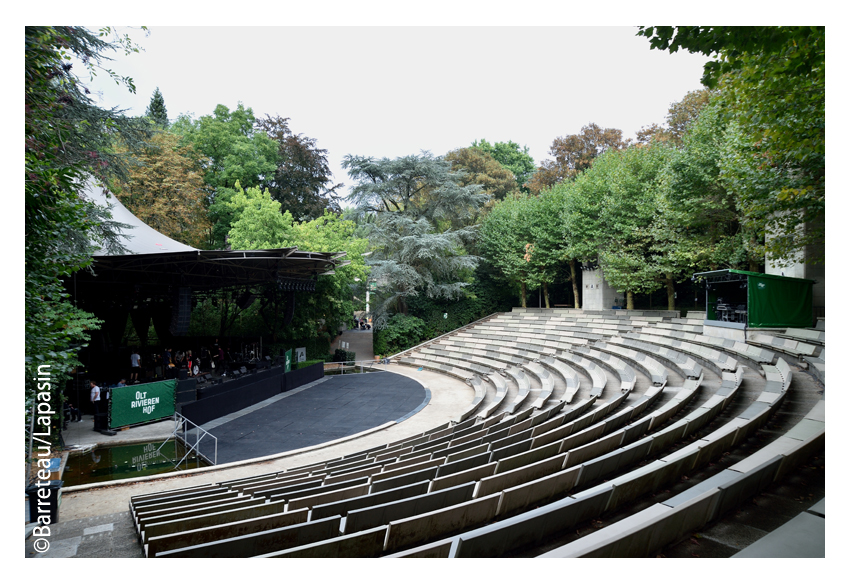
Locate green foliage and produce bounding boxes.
[445,147,518,202]
[343,152,488,324]
[638,26,824,266]
[406,268,514,338]
[479,194,540,306]
[372,314,427,356]
[25,26,152,444]
[226,182,296,250]
[296,358,326,369]
[145,87,168,127]
[256,115,344,221]
[470,139,536,191]
[636,26,823,89]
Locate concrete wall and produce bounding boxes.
[582,268,619,310]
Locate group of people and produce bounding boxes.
[160,345,224,378]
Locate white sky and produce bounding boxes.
[84,26,710,196]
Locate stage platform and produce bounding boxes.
[196,371,429,464]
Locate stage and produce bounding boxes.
[196,371,429,464]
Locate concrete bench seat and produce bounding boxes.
[503,367,531,414]
[780,328,825,345]
[748,332,818,357]
[155,513,341,558]
[257,525,389,558]
[593,341,668,387]
[607,336,702,379]
[523,362,555,409]
[539,397,824,558]
[652,328,776,364]
[478,373,509,419]
[141,500,287,545]
[540,356,581,403]
[571,346,636,393]
[343,481,476,534]
[557,352,607,397]
[623,332,738,373]
[454,376,489,423]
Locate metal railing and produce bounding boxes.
[323,359,393,375]
[156,412,217,468]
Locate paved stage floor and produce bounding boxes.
[198,371,429,464]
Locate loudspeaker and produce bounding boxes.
[169,287,192,336]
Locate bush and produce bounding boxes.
[332,349,356,362]
[373,314,428,356]
[295,358,326,369]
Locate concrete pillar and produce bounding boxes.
[582,267,619,311]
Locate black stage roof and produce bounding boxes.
[77,183,348,292]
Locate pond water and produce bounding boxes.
[62,439,210,487]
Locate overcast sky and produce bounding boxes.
[85,26,711,196]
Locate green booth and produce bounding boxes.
[693,269,814,329]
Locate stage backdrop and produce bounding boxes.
[110,380,176,428]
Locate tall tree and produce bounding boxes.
[471,139,536,191]
[256,115,343,221]
[171,103,278,192]
[637,26,824,265]
[526,123,629,193]
[479,194,538,308]
[111,131,211,247]
[636,88,714,146]
[145,86,168,127]
[343,152,488,323]
[445,147,518,203]
[566,145,674,309]
[25,26,151,440]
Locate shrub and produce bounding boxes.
[373,314,428,356]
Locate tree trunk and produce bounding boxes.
[543,282,550,308]
[626,291,634,310]
[666,272,675,311]
[570,260,580,309]
[520,282,527,308]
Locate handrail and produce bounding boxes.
[382,312,504,361]
[156,412,218,467]
[323,359,393,375]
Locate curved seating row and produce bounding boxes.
[129,308,823,558]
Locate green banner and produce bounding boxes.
[284,349,292,373]
[109,380,176,428]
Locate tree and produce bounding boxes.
[664,104,761,271]
[172,103,279,247]
[343,152,488,323]
[479,194,538,308]
[172,103,278,192]
[145,86,168,127]
[444,147,518,202]
[111,131,211,247]
[25,26,151,442]
[637,26,824,265]
[636,88,714,146]
[226,183,296,251]
[566,145,674,309]
[256,115,344,222]
[526,123,629,193]
[471,139,536,191]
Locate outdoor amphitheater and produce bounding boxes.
[29,306,825,559]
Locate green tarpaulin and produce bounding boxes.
[739,271,814,328]
[109,380,176,428]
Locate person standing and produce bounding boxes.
[130,350,142,383]
[90,380,101,416]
